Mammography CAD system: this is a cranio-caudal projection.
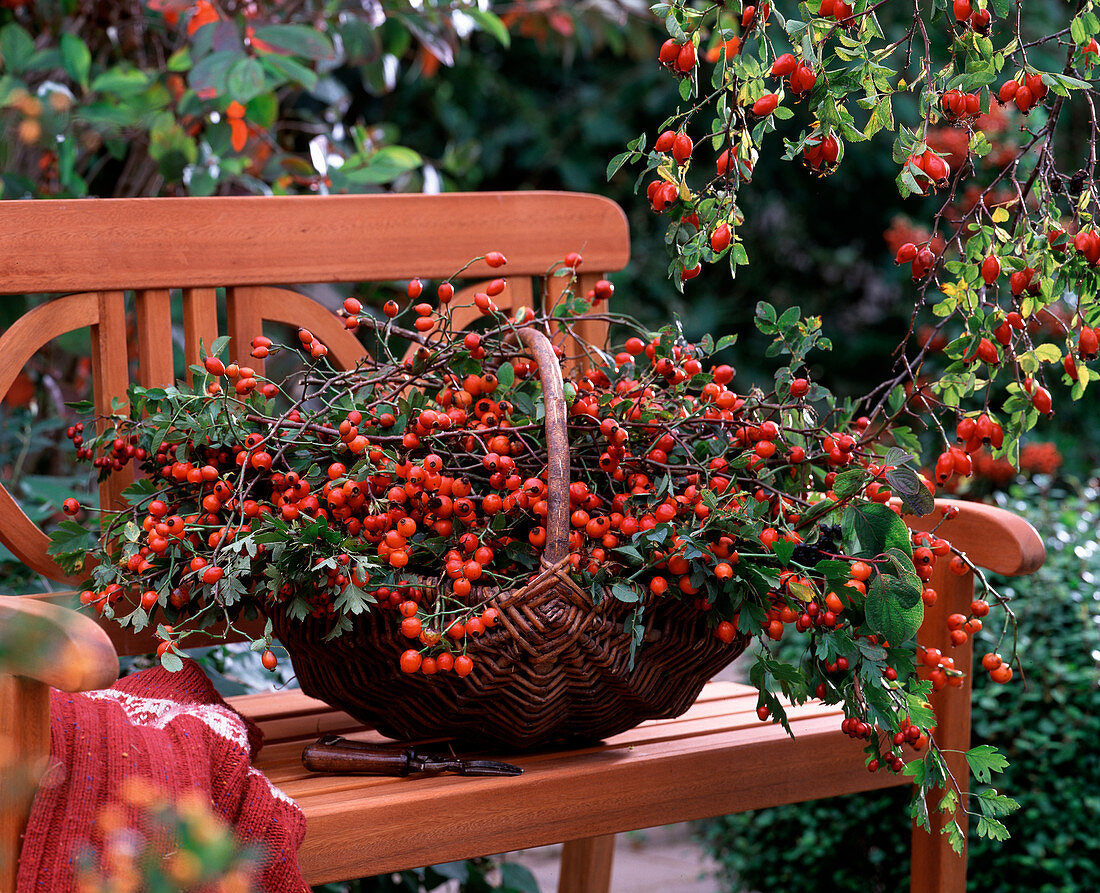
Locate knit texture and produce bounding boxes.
[16,661,307,891]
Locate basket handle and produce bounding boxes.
[516,326,570,565]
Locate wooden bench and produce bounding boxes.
[0,192,1045,892]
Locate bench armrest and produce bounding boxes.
[906,498,1045,577]
[0,596,119,692]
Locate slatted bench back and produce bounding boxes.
[0,191,629,653]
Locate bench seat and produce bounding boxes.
[234,680,910,886]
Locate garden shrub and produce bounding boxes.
[697,480,1100,893]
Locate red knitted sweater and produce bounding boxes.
[16,661,307,891]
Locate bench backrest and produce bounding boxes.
[0,191,630,653]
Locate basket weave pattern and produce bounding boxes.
[272,328,750,747]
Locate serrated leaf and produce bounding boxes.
[976,788,1020,817]
[967,744,1009,783]
[787,577,817,602]
[946,820,966,854]
[771,538,796,565]
[884,447,915,467]
[975,815,1011,841]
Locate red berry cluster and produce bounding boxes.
[933,414,1006,485]
[940,89,982,122]
[997,72,1049,114]
[769,53,817,96]
[894,241,939,280]
[658,38,696,74]
[654,129,694,166]
[817,0,853,25]
[951,0,991,32]
[802,133,839,172]
[903,149,951,194]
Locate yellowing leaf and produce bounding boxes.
[788,578,817,603]
[991,207,1010,223]
[1033,343,1062,364]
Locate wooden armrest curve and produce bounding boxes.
[0,596,119,692]
[905,498,1045,577]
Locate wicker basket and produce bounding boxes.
[270,327,750,748]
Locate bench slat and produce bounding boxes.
[0,193,630,293]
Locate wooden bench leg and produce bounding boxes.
[558,834,615,893]
[911,813,967,892]
[1,674,52,893]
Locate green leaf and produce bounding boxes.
[902,757,927,787]
[606,151,632,181]
[844,502,912,557]
[611,581,640,603]
[975,815,1011,842]
[945,820,966,854]
[226,57,265,103]
[334,582,374,616]
[251,24,335,60]
[91,66,152,98]
[188,51,242,99]
[496,361,515,391]
[614,544,644,564]
[339,146,422,185]
[771,538,796,565]
[260,53,319,91]
[469,10,511,48]
[908,788,931,832]
[884,446,915,467]
[167,47,192,73]
[967,744,1009,783]
[975,788,1019,817]
[864,574,923,644]
[209,335,231,358]
[160,651,184,672]
[46,519,96,572]
[1072,16,1087,44]
[0,24,35,75]
[833,468,868,499]
[60,33,91,88]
